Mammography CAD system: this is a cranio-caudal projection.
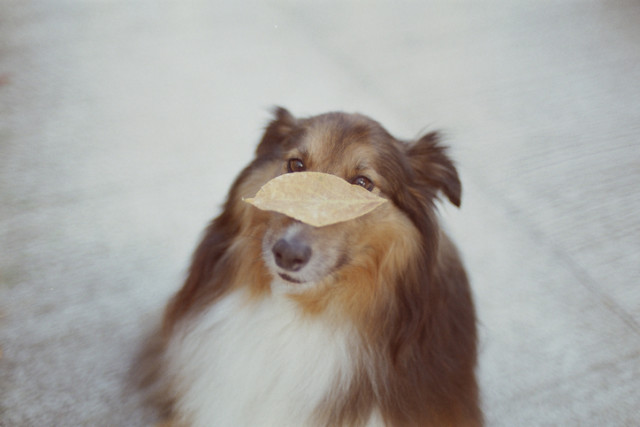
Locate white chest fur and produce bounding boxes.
[166,288,355,427]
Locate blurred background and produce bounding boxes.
[1,1,639,425]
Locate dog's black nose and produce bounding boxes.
[272,237,312,272]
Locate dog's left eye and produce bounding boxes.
[287,158,306,173]
[352,176,374,191]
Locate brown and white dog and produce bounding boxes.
[139,108,481,426]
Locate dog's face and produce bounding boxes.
[259,112,413,295]
[234,108,461,299]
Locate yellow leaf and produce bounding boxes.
[244,172,387,227]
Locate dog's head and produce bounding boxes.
[233,108,461,302]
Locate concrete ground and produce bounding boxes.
[1,1,639,425]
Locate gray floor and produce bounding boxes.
[1,1,639,426]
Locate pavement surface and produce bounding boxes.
[1,1,639,426]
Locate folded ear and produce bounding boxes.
[406,132,462,207]
[256,107,298,157]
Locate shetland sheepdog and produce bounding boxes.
[139,108,481,426]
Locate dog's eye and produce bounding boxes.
[287,158,306,173]
[352,176,374,191]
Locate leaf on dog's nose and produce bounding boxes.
[244,171,387,227]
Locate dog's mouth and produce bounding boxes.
[278,273,304,284]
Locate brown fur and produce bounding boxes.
[140,107,481,426]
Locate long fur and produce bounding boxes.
[137,107,481,426]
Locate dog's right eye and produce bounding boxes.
[287,158,306,173]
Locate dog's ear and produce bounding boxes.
[406,132,461,207]
[256,107,298,157]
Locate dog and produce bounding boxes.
[139,108,481,426]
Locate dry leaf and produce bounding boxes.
[244,171,387,227]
